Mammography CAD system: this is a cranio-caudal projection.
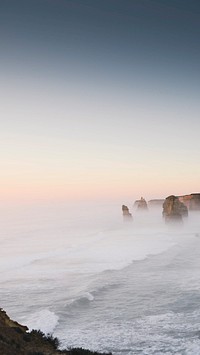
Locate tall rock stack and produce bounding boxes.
[122,205,133,220]
[137,197,148,211]
[163,195,188,223]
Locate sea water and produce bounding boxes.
[0,201,200,354]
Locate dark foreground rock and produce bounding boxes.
[122,205,132,220]
[0,308,111,355]
[163,195,188,223]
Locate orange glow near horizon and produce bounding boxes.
[1,171,200,204]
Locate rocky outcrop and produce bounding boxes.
[122,205,132,220]
[0,307,61,355]
[0,308,111,355]
[163,195,188,223]
[137,197,148,211]
[178,193,200,211]
[0,308,28,332]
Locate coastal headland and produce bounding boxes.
[0,308,111,355]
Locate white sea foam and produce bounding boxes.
[84,292,94,301]
[58,310,200,354]
[1,202,200,354]
[24,309,59,334]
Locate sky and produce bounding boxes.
[0,0,200,203]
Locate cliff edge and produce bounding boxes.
[0,308,111,355]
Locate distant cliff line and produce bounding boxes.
[146,193,200,210]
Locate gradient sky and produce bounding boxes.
[0,0,200,202]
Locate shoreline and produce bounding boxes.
[0,307,111,355]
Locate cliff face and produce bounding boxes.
[0,308,64,355]
[178,193,200,211]
[0,308,111,355]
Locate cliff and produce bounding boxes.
[178,193,200,211]
[0,308,111,355]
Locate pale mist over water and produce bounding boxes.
[1,201,200,354]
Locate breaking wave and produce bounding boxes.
[24,309,59,334]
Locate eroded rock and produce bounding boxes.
[137,197,148,211]
[122,205,132,220]
[163,195,188,223]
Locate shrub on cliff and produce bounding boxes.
[29,329,60,349]
[67,348,112,355]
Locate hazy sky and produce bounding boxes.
[1,0,200,202]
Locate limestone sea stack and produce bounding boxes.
[137,197,148,211]
[122,205,133,220]
[163,195,188,223]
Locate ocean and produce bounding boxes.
[1,201,200,354]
